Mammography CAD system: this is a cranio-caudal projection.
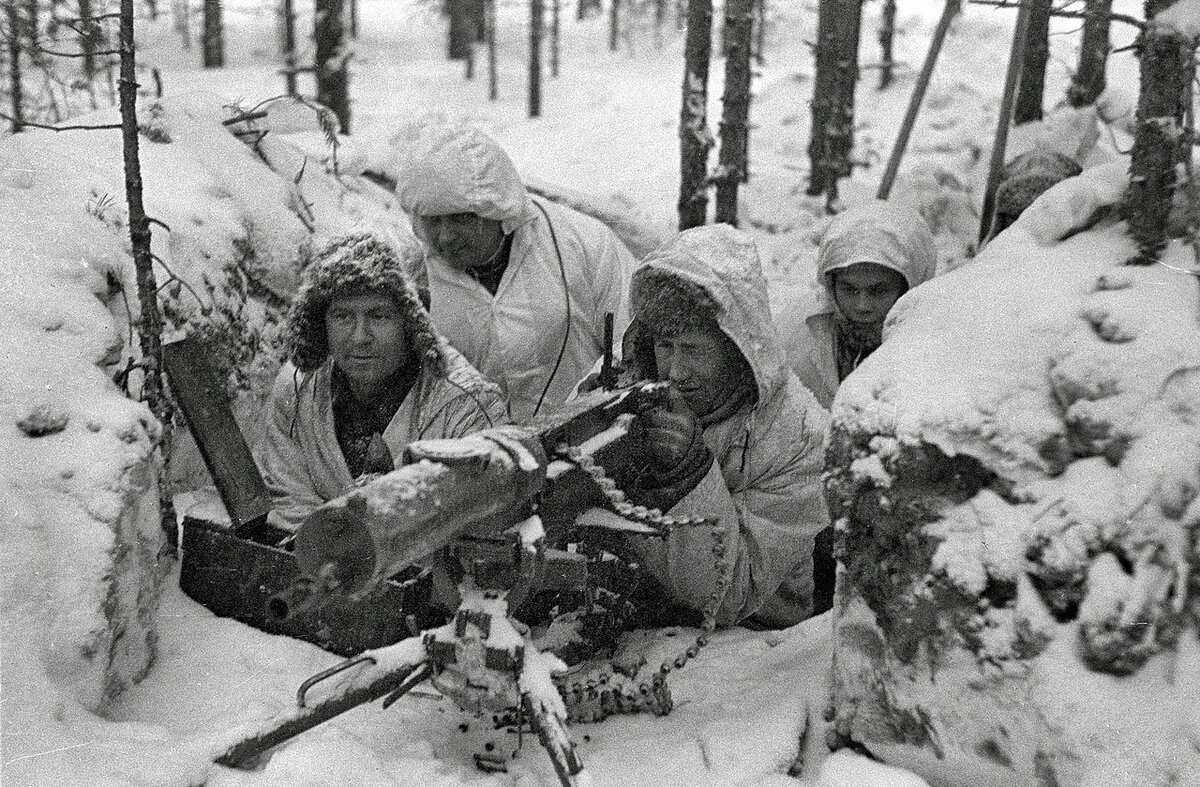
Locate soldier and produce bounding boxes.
[392,123,637,423]
[774,200,937,410]
[257,232,506,530]
[612,224,830,628]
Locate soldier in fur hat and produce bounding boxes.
[257,232,507,530]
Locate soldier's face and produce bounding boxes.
[412,212,506,271]
[831,262,908,326]
[325,292,410,391]
[652,326,747,418]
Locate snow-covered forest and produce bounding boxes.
[4,0,1200,785]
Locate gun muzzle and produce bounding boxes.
[265,563,341,622]
[266,577,327,622]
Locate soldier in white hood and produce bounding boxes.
[775,201,937,410]
[393,123,637,423]
[613,224,830,628]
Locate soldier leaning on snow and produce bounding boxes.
[256,232,507,531]
[601,224,831,629]
[774,200,937,411]
[391,122,638,424]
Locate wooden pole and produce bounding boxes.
[978,0,1033,245]
[876,0,961,200]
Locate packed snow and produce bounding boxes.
[0,0,1171,785]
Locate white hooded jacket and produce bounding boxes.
[394,125,637,423]
[622,225,831,628]
[774,200,936,409]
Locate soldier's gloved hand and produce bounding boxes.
[630,388,713,512]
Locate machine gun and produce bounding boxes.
[211,381,732,786]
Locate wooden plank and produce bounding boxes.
[163,336,271,531]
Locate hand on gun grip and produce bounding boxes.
[632,388,713,512]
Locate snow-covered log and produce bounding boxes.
[826,164,1200,786]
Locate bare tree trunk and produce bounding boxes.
[608,0,618,52]
[315,0,350,132]
[349,0,357,37]
[79,0,101,78]
[119,0,175,544]
[529,0,543,117]
[714,0,753,225]
[202,0,223,67]
[752,0,765,66]
[7,2,23,132]
[487,0,498,99]
[173,0,190,49]
[877,0,896,90]
[678,0,714,229]
[1125,0,1196,265]
[551,0,559,77]
[1013,0,1050,125]
[1067,0,1112,107]
[447,0,472,59]
[282,0,297,96]
[806,0,863,207]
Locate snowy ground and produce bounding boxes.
[1,0,1155,785]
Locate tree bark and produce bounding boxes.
[447,0,473,59]
[79,0,101,78]
[487,0,498,99]
[714,0,753,225]
[609,0,619,52]
[529,0,543,117]
[752,0,765,66]
[551,0,560,77]
[282,0,297,96]
[806,0,863,207]
[202,0,223,67]
[878,0,896,90]
[1013,0,1051,125]
[6,1,23,132]
[1067,0,1112,108]
[119,0,175,543]
[1124,0,1196,265]
[678,0,714,229]
[173,0,190,49]
[315,0,350,132]
[350,0,358,37]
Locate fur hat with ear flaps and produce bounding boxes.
[286,232,443,374]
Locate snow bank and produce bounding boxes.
[0,91,410,785]
[826,155,1200,785]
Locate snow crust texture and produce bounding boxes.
[827,163,1200,786]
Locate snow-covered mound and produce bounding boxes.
[0,91,408,783]
[825,164,1200,785]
